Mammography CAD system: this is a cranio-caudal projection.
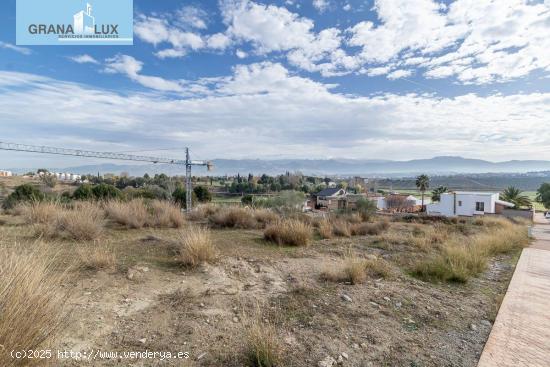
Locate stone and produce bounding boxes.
[232,317,239,323]
[383,296,391,302]
[197,352,207,360]
[341,352,349,359]
[481,319,492,327]
[138,338,147,344]
[470,323,477,331]
[318,356,337,367]
[395,302,402,308]
[341,294,353,302]
[337,355,344,364]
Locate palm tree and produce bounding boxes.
[431,186,448,202]
[415,174,430,211]
[501,186,532,209]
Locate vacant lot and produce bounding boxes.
[0,197,529,366]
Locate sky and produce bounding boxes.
[1,0,550,169]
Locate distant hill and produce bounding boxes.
[12,156,550,177]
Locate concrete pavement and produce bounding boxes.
[477,213,550,367]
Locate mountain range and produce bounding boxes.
[12,156,550,177]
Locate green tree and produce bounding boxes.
[355,197,377,220]
[193,186,212,203]
[172,187,197,209]
[91,184,122,201]
[415,174,430,211]
[40,174,57,188]
[501,186,532,209]
[2,184,44,209]
[73,183,94,200]
[431,186,448,202]
[537,183,550,209]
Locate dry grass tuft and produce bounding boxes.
[149,200,185,228]
[332,220,351,237]
[253,209,279,227]
[264,219,312,246]
[350,220,390,236]
[177,226,217,267]
[245,318,283,367]
[78,244,116,271]
[18,201,60,225]
[58,202,104,241]
[0,244,69,367]
[321,254,392,284]
[188,203,220,221]
[210,207,258,229]
[105,199,148,229]
[412,220,529,283]
[317,219,333,239]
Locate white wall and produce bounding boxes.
[427,192,498,217]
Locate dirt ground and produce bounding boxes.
[0,207,521,367]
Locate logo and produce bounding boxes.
[17,0,133,45]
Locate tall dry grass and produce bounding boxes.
[332,220,351,237]
[264,219,312,246]
[58,202,104,241]
[104,199,148,229]
[210,207,258,229]
[317,219,333,239]
[177,226,217,267]
[413,218,529,283]
[245,318,282,367]
[149,200,185,228]
[18,201,104,240]
[0,244,69,367]
[187,203,220,221]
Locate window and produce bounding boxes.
[476,202,485,211]
[458,201,462,206]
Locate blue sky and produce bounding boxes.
[1,0,550,168]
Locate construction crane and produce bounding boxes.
[0,141,213,212]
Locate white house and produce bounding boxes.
[427,191,514,217]
[369,194,427,210]
[0,170,13,177]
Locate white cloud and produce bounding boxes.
[154,49,187,59]
[0,41,32,55]
[2,68,550,161]
[207,33,232,50]
[347,0,550,84]
[313,0,330,13]
[387,69,413,80]
[175,6,209,30]
[221,0,352,76]
[343,4,351,11]
[104,55,184,92]
[235,49,248,58]
[69,54,99,64]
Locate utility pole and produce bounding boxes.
[0,141,213,212]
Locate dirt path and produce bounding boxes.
[477,213,550,367]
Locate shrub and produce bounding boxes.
[2,184,44,209]
[332,220,351,237]
[172,187,197,209]
[355,197,377,220]
[350,220,389,236]
[73,183,94,200]
[245,319,282,367]
[18,201,60,225]
[318,219,333,239]
[210,207,258,229]
[57,202,104,240]
[104,200,148,229]
[264,219,312,246]
[193,185,212,203]
[149,200,185,228]
[91,184,122,201]
[255,190,305,211]
[177,227,216,267]
[0,245,69,366]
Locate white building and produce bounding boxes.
[0,170,13,177]
[427,191,514,217]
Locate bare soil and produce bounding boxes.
[0,211,518,367]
